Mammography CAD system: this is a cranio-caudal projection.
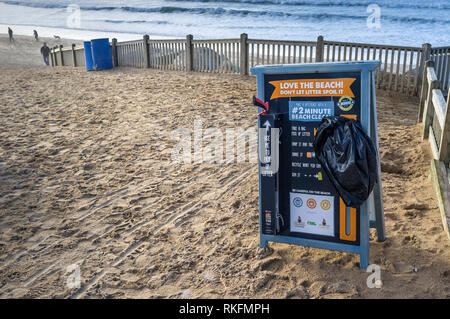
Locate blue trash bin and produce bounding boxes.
[90,38,113,71]
[83,41,94,71]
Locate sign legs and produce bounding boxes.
[359,206,370,269]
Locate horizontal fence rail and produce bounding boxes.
[50,34,450,97]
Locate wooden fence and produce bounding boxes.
[50,34,450,97]
[418,60,450,162]
[418,59,450,242]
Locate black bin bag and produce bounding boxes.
[313,116,378,208]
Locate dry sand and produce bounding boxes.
[0,36,449,299]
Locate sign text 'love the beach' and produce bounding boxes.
[269,78,356,99]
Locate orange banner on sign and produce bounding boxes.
[268,78,356,100]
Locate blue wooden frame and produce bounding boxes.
[251,61,385,269]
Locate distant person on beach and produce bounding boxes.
[33,30,38,41]
[40,42,50,66]
[8,27,14,43]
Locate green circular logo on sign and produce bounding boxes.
[338,96,355,111]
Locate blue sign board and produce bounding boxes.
[251,61,386,269]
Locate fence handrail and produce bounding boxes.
[432,46,450,51]
[247,39,317,46]
[53,45,84,52]
[192,38,240,44]
[323,40,422,51]
[432,89,446,129]
[148,39,186,44]
[116,39,143,45]
[428,66,438,83]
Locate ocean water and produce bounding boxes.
[0,0,449,46]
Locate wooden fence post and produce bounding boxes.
[143,35,150,68]
[240,33,248,75]
[418,43,432,93]
[418,60,434,122]
[316,35,324,62]
[422,63,440,139]
[71,43,77,67]
[50,48,54,66]
[55,46,59,66]
[59,45,64,66]
[111,38,118,67]
[186,34,194,72]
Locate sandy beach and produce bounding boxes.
[0,35,449,299]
